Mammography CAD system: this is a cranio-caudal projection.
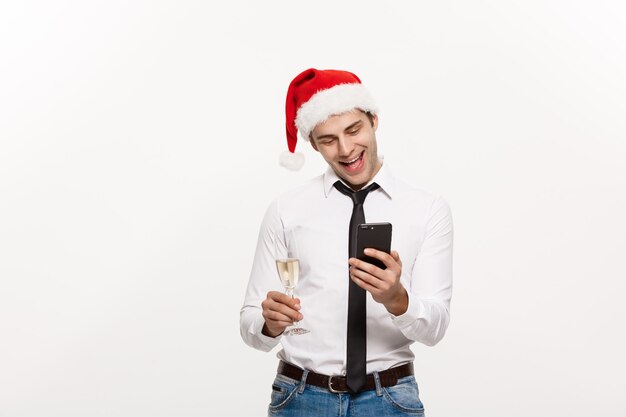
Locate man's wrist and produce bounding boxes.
[262,323,283,338]
[384,288,409,316]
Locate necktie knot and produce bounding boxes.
[334,181,380,205]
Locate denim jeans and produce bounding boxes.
[268,371,425,417]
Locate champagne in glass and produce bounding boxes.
[275,258,299,291]
[274,230,309,336]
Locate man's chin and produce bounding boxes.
[335,173,368,190]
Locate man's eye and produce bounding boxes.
[348,129,360,135]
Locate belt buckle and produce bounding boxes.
[327,375,348,393]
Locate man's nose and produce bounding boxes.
[337,136,354,156]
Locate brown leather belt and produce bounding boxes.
[277,360,414,393]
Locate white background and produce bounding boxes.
[1,1,625,416]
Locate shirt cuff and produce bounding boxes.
[390,291,419,329]
[252,314,282,350]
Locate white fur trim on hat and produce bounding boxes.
[295,83,378,141]
[279,150,305,171]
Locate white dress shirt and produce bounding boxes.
[240,162,453,376]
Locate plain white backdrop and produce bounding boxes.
[1,1,625,416]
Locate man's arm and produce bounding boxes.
[348,196,453,346]
[395,196,453,346]
[239,200,303,350]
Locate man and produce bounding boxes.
[240,68,453,416]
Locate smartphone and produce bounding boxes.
[355,222,392,270]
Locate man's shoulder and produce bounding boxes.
[387,175,452,224]
[392,175,444,204]
[281,175,323,196]
[270,175,325,210]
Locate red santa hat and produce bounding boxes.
[280,68,379,171]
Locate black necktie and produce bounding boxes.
[334,180,380,392]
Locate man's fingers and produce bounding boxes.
[263,309,298,324]
[268,291,301,309]
[349,249,402,276]
[390,250,402,267]
[262,292,303,322]
[363,248,397,268]
[350,266,393,293]
[349,257,383,277]
[263,301,303,321]
[350,269,378,290]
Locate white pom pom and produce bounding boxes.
[279,151,305,171]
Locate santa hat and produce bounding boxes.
[280,68,379,171]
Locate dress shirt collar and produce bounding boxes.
[323,157,394,199]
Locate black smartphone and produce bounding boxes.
[355,222,392,270]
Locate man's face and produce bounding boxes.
[310,110,382,190]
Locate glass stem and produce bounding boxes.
[286,288,298,326]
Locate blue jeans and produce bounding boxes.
[268,371,425,416]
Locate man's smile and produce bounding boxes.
[338,151,365,171]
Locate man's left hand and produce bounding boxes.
[348,249,408,316]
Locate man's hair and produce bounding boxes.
[309,110,376,141]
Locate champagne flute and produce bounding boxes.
[274,229,309,336]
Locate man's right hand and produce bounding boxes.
[261,291,303,337]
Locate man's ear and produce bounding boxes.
[371,114,379,131]
[309,138,319,152]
